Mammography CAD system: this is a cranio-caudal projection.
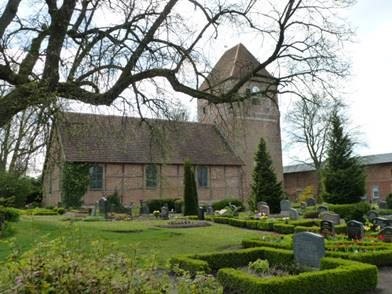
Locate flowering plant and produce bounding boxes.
[153,210,160,218]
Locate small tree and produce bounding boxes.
[322,111,365,204]
[183,160,198,215]
[251,138,283,213]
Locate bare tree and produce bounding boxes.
[0,0,354,127]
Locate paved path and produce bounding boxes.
[368,267,392,293]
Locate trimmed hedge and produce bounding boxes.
[378,209,392,216]
[212,198,245,212]
[272,223,295,234]
[0,206,20,222]
[171,246,377,294]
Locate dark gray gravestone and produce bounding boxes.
[367,210,378,221]
[294,232,325,268]
[347,220,364,240]
[321,212,340,225]
[317,205,328,213]
[139,200,150,215]
[288,208,299,220]
[280,200,291,211]
[379,201,388,209]
[259,204,270,216]
[379,227,392,242]
[160,206,169,220]
[198,207,206,220]
[320,220,335,237]
[257,201,268,211]
[98,196,108,219]
[206,205,214,215]
[306,198,317,207]
[372,217,392,229]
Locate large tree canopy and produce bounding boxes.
[0,0,354,127]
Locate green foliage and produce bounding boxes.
[251,138,283,213]
[0,171,36,208]
[0,206,20,222]
[322,111,365,204]
[386,193,392,209]
[248,259,269,274]
[183,160,198,216]
[328,202,370,221]
[212,198,244,212]
[24,208,58,215]
[146,198,181,212]
[62,163,90,208]
[303,210,319,218]
[378,208,392,215]
[217,257,377,294]
[272,223,295,234]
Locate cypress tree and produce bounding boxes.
[322,111,365,203]
[183,160,199,215]
[251,137,283,213]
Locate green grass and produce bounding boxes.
[0,215,265,267]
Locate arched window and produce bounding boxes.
[89,165,103,190]
[145,164,158,188]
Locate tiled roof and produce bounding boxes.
[199,43,272,91]
[284,153,392,174]
[57,112,243,166]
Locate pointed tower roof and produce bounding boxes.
[200,43,272,91]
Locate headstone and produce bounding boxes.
[92,201,98,216]
[321,212,340,225]
[198,206,206,220]
[160,205,169,220]
[98,196,108,219]
[379,227,392,242]
[280,199,291,211]
[293,232,325,268]
[320,220,335,237]
[257,201,268,211]
[259,204,270,216]
[317,205,328,213]
[347,220,364,240]
[379,201,388,209]
[367,210,378,221]
[373,217,392,229]
[306,198,317,206]
[206,205,214,215]
[288,208,299,220]
[139,200,150,215]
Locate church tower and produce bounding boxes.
[197,44,283,197]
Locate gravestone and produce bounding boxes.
[257,201,268,211]
[379,201,388,209]
[347,220,364,240]
[293,232,325,268]
[321,212,340,225]
[280,199,291,211]
[317,205,328,214]
[373,217,392,229]
[259,204,270,216]
[288,208,299,220]
[379,227,392,242]
[206,205,214,215]
[98,196,108,219]
[198,206,206,220]
[367,210,378,221]
[160,205,169,220]
[320,220,335,237]
[306,198,317,207]
[139,200,150,215]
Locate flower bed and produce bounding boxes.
[171,247,377,294]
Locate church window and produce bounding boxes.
[197,166,209,187]
[145,164,158,188]
[90,164,103,190]
[372,185,380,200]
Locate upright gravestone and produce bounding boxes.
[259,205,270,216]
[198,206,206,220]
[280,200,291,212]
[140,200,150,215]
[379,227,392,242]
[367,210,378,221]
[306,198,317,207]
[293,232,325,268]
[347,220,364,240]
[379,201,388,209]
[373,217,392,229]
[160,206,169,220]
[98,196,108,219]
[288,208,299,220]
[206,205,214,215]
[321,212,341,225]
[320,220,335,237]
[318,205,328,214]
[257,201,268,211]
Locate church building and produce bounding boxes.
[42,44,283,206]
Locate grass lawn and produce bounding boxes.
[0,215,266,267]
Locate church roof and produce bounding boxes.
[57,112,243,166]
[200,43,272,91]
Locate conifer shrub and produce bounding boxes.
[183,160,199,215]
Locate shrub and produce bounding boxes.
[183,160,198,215]
[55,207,66,215]
[272,223,295,234]
[303,210,319,219]
[378,209,392,215]
[0,171,35,208]
[62,163,89,208]
[0,206,20,222]
[145,198,179,212]
[386,193,392,209]
[328,202,370,221]
[248,259,269,274]
[212,198,244,212]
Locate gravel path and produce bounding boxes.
[368,267,392,293]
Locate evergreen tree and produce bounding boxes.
[183,160,199,215]
[251,138,283,213]
[322,111,365,203]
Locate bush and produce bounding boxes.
[303,210,319,219]
[55,207,66,215]
[62,163,89,208]
[0,206,20,222]
[248,259,269,274]
[378,209,392,215]
[145,198,180,212]
[212,199,244,212]
[0,171,36,208]
[328,202,370,221]
[386,193,392,209]
[183,160,199,215]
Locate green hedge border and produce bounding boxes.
[242,239,392,266]
[171,247,377,294]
